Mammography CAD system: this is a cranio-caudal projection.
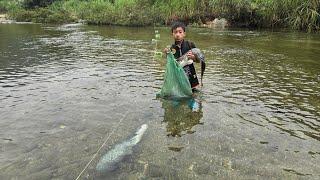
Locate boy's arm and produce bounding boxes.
[188,41,202,63]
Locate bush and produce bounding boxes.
[47,10,75,23]
[0,1,8,13]
[0,0,20,13]
[114,0,153,26]
[23,0,57,9]
[289,0,320,32]
[4,0,320,32]
[77,0,153,26]
[81,0,115,25]
[9,8,35,22]
[9,7,74,23]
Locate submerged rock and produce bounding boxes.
[144,163,163,177]
[195,164,210,175]
[168,146,184,152]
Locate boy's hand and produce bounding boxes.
[163,48,169,54]
[187,51,196,60]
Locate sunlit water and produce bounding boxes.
[0,24,319,179]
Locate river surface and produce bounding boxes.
[0,24,319,179]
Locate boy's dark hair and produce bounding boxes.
[171,21,186,32]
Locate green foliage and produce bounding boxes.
[209,0,256,27]
[81,0,115,25]
[208,0,320,31]
[152,0,198,24]
[23,0,56,9]
[0,0,20,13]
[9,8,35,22]
[3,0,320,32]
[9,6,74,23]
[289,0,320,32]
[113,0,153,26]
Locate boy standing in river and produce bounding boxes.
[164,21,205,91]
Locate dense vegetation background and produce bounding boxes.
[0,0,319,32]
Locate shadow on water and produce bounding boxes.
[160,97,203,138]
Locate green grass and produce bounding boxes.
[2,0,319,32]
[0,0,20,13]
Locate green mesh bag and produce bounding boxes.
[157,52,193,99]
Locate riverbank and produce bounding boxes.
[0,14,16,24]
[0,14,5,20]
[0,14,12,24]
[0,13,38,24]
[2,0,320,32]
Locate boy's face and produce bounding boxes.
[172,27,186,42]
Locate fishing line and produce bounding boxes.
[75,111,129,180]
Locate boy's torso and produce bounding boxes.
[171,40,199,88]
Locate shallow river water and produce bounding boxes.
[0,24,319,179]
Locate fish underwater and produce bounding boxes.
[96,124,148,172]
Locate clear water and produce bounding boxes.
[0,24,319,179]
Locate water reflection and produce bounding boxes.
[161,97,203,137]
